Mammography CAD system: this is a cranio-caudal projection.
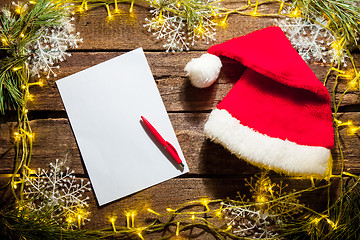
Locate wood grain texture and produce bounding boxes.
[0,0,360,238]
[72,0,277,51]
[25,52,360,112]
[0,176,326,231]
[1,113,360,175]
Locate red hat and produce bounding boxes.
[185,26,334,178]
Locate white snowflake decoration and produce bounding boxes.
[26,12,82,78]
[144,0,218,52]
[221,202,278,239]
[276,16,348,66]
[23,159,91,227]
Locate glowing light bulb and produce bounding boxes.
[114,0,119,13]
[14,132,20,142]
[176,1,181,8]
[66,216,74,223]
[176,222,180,236]
[326,218,336,229]
[1,38,7,45]
[225,224,232,231]
[312,217,321,225]
[347,126,360,135]
[106,5,112,19]
[200,198,209,206]
[218,15,228,28]
[28,133,34,140]
[131,211,136,227]
[15,7,22,15]
[256,195,267,203]
[331,38,345,57]
[27,93,34,101]
[214,209,222,218]
[250,0,259,16]
[348,79,358,90]
[126,212,131,228]
[129,1,134,13]
[77,213,83,229]
[20,33,25,38]
[155,11,165,25]
[278,1,285,14]
[194,25,204,36]
[336,119,352,126]
[289,7,301,18]
[147,208,160,216]
[200,198,210,211]
[109,216,117,232]
[137,232,144,240]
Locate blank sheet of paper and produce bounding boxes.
[56,48,188,206]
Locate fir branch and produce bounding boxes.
[0,0,76,113]
[292,0,360,44]
[0,208,99,240]
[280,179,360,240]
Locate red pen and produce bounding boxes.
[141,116,184,168]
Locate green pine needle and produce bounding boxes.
[280,180,360,240]
[0,0,71,114]
[293,0,360,44]
[0,207,99,240]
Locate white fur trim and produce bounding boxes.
[184,53,222,88]
[204,109,331,177]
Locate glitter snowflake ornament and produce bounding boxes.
[222,202,278,239]
[23,159,91,228]
[26,11,82,78]
[221,173,301,239]
[276,17,334,63]
[144,0,218,52]
[276,16,348,66]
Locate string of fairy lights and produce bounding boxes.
[1,0,360,239]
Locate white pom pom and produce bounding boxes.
[184,53,222,88]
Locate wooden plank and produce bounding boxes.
[25,52,360,112]
[71,0,276,51]
[0,116,261,175]
[332,113,360,174]
[0,176,334,232]
[1,113,359,175]
[0,0,275,50]
[84,177,332,232]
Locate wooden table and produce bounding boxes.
[1,0,359,238]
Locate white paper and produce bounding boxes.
[56,48,188,206]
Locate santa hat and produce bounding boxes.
[184,26,334,178]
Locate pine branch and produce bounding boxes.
[292,0,360,44]
[0,0,73,114]
[280,180,360,240]
[0,208,99,240]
